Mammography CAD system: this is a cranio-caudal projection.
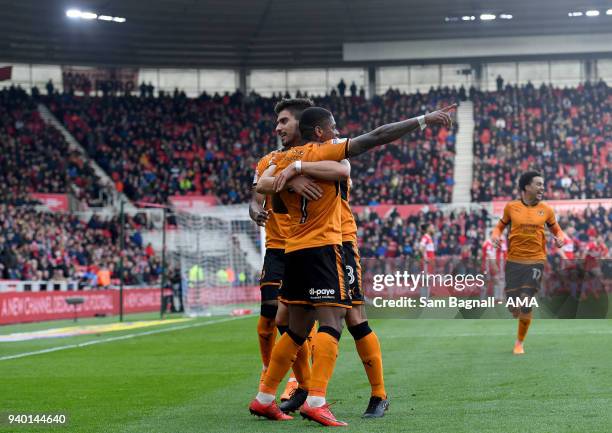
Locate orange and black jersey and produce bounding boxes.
[340,177,358,243]
[254,151,291,250]
[492,200,565,263]
[272,138,350,253]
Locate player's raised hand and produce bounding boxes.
[554,236,565,248]
[288,176,323,201]
[491,235,501,249]
[273,162,298,192]
[425,104,457,128]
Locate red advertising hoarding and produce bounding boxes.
[352,204,438,219]
[169,195,218,212]
[31,193,69,212]
[0,289,161,325]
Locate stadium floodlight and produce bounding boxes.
[445,16,459,22]
[607,9,612,15]
[461,15,476,21]
[66,9,81,18]
[480,13,496,21]
[585,10,599,17]
[499,14,513,20]
[80,11,98,19]
[568,11,583,17]
[66,8,125,23]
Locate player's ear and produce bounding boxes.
[314,125,323,139]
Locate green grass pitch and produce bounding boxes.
[1,314,611,433]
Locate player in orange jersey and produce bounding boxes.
[491,171,566,355]
[250,98,349,403]
[277,161,389,418]
[249,105,454,425]
[337,172,389,418]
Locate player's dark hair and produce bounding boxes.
[299,107,333,141]
[518,171,542,192]
[273,98,314,119]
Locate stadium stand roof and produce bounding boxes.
[0,0,611,68]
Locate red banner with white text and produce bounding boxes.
[352,204,439,219]
[169,195,218,212]
[31,193,69,212]
[0,289,161,325]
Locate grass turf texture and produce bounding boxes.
[1,316,611,433]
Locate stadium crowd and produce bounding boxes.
[0,204,162,285]
[44,86,458,206]
[471,80,611,202]
[555,205,611,258]
[355,207,490,259]
[0,86,106,207]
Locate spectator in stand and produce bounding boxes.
[97,263,111,288]
[471,80,610,202]
[496,75,504,92]
[338,79,346,96]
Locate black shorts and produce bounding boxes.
[505,261,544,296]
[280,245,351,308]
[259,248,285,302]
[343,241,364,305]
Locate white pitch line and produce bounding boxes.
[0,315,253,362]
[381,328,612,339]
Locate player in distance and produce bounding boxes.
[491,171,566,355]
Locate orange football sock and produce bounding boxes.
[307,322,317,363]
[257,315,277,369]
[309,331,339,398]
[517,312,532,343]
[355,331,386,399]
[291,342,311,391]
[260,333,301,395]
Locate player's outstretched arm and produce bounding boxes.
[546,211,566,248]
[491,227,503,249]
[491,203,511,248]
[346,105,456,157]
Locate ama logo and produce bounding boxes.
[505,297,539,308]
